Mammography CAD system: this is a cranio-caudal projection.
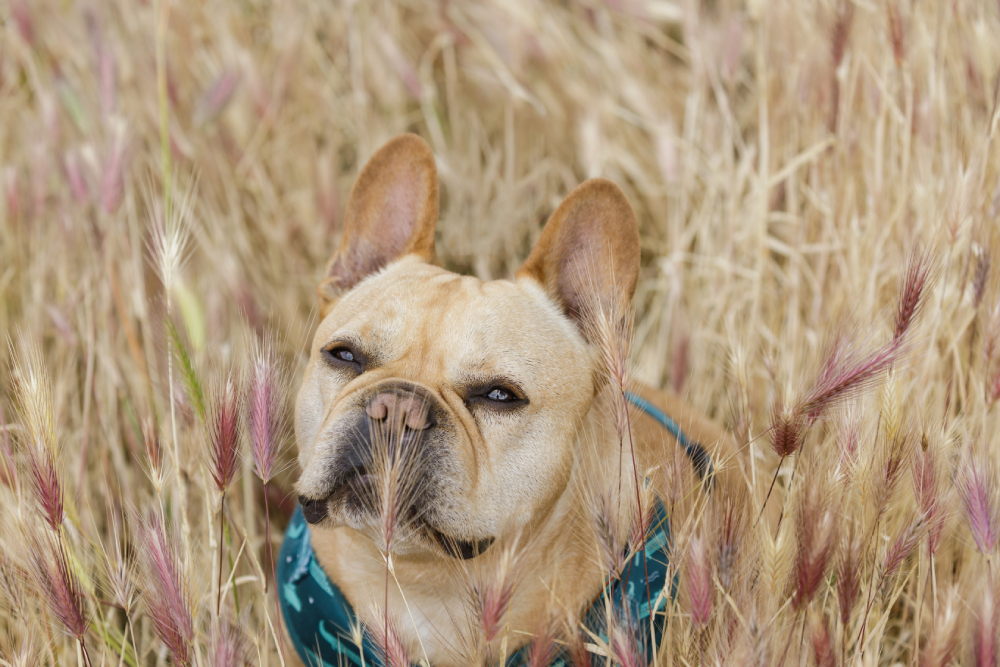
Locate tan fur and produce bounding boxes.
[289,135,747,666]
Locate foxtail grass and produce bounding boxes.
[1,0,998,663]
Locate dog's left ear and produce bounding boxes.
[516,179,640,335]
[318,134,439,315]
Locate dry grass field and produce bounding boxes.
[2,0,1000,664]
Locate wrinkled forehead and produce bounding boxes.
[313,259,594,386]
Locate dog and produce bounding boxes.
[286,134,744,666]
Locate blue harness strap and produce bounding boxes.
[280,393,711,666]
[623,392,715,486]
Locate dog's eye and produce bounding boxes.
[465,380,527,410]
[486,387,514,402]
[322,345,363,371]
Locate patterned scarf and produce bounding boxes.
[279,392,712,666]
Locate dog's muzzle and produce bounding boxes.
[298,380,495,558]
[298,380,441,525]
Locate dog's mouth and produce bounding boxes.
[299,467,494,560]
[427,528,495,559]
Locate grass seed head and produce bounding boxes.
[247,336,285,484]
[136,509,194,666]
[209,613,251,667]
[100,506,136,614]
[24,442,63,532]
[792,477,838,611]
[591,489,627,579]
[810,613,836,667]
[879,513,926,591]
[526,620,558,667]
[364,602,410,667]
[473,538,520,644]
[206,374,242,495]
[141,414,167,492]
[11,337,63,529]
[27,532,89,642]
[836,520,863,627]
[608,616,644,667]
[958,446,999,555]
[715,493,747,591]
[894,249,933,342]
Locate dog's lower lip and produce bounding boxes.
[427,525,495,560]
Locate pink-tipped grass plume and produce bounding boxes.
[11,336,64,532]
[761,321,913,523]
[245,334,287,656]
[27,532,91,666]
[135,509,194,666]
[473,538,520,645]
[592,489,627,580]
[365,601,411,667]
[959,446,999,556]
[24,441,63,532]
[206,374,242,616]
[792,483,838,612]
[836,521,863,633]
[894,249,934,343]
[878,513,927,595]
[608,617,644,667]
[716,493,746,591]
[912,442,946,555]
[765,251,930,494]
[526,621,558,667]
[209,612,251,667]
[810,613,836,667]
[207,376,241,494]
[247,337,284,486]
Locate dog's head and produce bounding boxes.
[295,134,639,558]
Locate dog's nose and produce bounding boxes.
[366,388,436,431]
[299,496,329,524]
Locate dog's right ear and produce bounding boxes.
[318,134,439,316]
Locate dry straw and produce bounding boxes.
[1,0,999,664]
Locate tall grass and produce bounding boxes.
[1,0,999,664]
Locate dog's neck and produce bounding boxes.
[308,397,631,666]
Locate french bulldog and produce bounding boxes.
[289,134,741,665]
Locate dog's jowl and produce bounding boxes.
[282,134,741,666]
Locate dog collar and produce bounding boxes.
[280,393,711,666]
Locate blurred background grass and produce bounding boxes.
[1,0,1000,664]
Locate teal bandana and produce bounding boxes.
[280,393,713,666]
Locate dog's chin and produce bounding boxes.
[310,478,495,560]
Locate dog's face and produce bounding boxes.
[295,135,639,559]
